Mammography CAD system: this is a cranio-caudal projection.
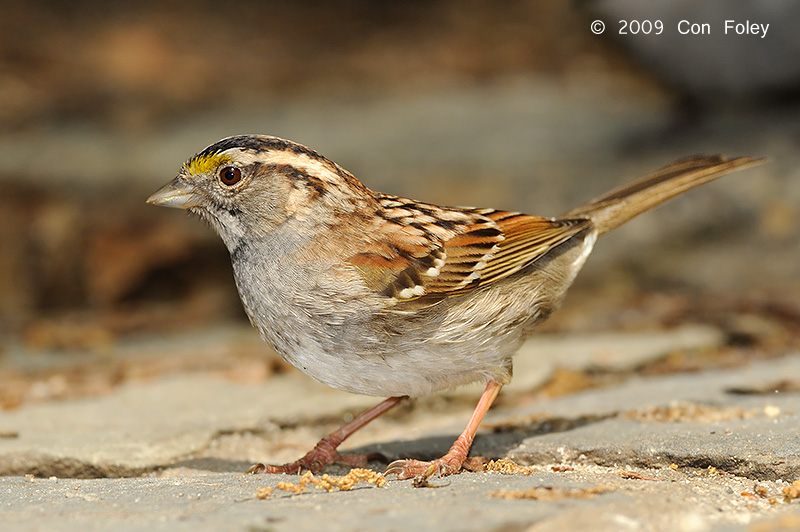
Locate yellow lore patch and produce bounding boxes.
[184,153,232,175]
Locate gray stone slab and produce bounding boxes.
[1,467,798,532]
[510,416,800,481]
[500,356,800,482]
[0,373,377,476]
[1,337,798,531]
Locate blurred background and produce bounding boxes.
[1,0,798,407]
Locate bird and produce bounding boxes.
[147,134,762,480]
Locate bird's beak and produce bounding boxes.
[146,178,203,209]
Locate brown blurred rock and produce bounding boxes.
[0,191,36,328]
[84,219,195,305]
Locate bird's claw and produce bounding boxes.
[384,455,489,480]
[384,457,459,480]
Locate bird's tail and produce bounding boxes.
[563,155,764,235]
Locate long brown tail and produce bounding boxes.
[563,155,765,235]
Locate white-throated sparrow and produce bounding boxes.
[147,135,762,479]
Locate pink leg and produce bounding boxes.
[385,380,503,480]
[246,396,405,475]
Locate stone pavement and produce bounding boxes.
[1,327,799,531]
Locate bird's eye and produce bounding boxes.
[219,166,242,186]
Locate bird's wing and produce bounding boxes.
[347,194,591,305]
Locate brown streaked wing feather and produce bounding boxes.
[475,211,592,286]
[420,219,504,293]
[348,196,593,304]
[348,215,446,299]
[348,195,504,301]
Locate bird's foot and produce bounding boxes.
[245,439,382,475]
[384,455,487,480]
[246,396,405,475]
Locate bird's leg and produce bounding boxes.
[246,395,406,475]
[384,380,502,480]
